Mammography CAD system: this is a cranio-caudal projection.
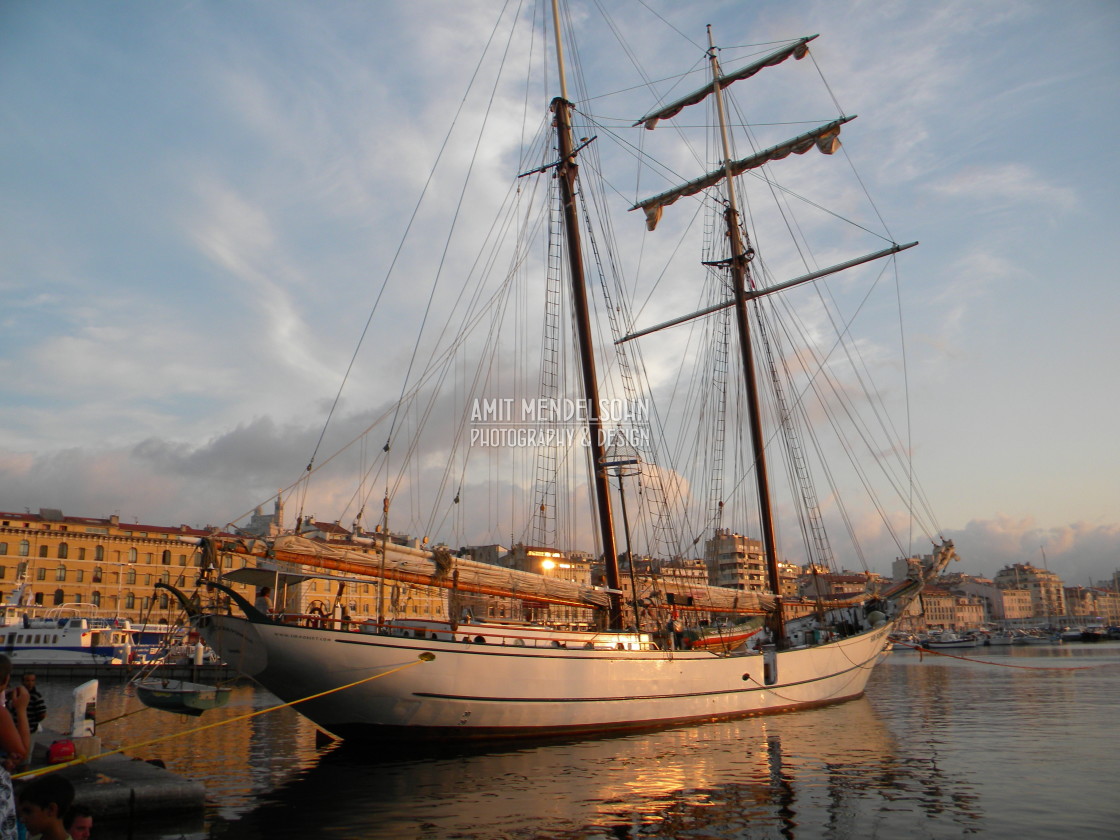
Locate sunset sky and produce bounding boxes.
[2,1,1117,585]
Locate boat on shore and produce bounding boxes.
[173,2,954,742]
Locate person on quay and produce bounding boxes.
[19,675,46,734]
[0,655,31,840]
[16,774,74,840]
[63,804,92,840]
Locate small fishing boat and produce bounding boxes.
[983,630,1016,646]
[924,631,978,649]
[134,678,232,717]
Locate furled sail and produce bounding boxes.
[633,36,818,130]
[221,534,776,615]
[632,116,854,230]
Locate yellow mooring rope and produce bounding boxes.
[14,652,435,780]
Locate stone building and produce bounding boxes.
[992,563,1067,620]
[704,530,766,591]
[954,577,1033,623]
[0,508,247,622]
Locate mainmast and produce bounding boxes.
[704,26,785,641]
[550,0,623,628]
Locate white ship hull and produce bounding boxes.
[197,614,893,740]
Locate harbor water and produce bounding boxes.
[32,642,1120,839]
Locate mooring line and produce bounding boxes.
[14,653,435,780]
[894,642,1102,671]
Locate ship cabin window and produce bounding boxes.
[58,542,69,559]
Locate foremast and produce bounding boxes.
[703,26,786,642]
[624,32,919,646]
[549,0,623,628]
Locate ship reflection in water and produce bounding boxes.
[43,643,1118,839]
[220,696,976,839]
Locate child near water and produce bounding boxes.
[16,775,74,840]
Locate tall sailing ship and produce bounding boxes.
[165,1,955,741]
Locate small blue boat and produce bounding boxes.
[135,678,232,716]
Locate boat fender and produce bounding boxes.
[867,610,886,628]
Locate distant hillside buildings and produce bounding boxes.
[1,507,1118,629]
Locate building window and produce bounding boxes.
[159,593,169,609]
[126,569,136,585]
[161,550,171,565]
[58,542,69,559]
[19,541,29,557]
[36,568,47,582]
[93,567,103,583]
[0,543,6,556]
[95,545,104,561]
[76,570,84,583]
[91,591,101,607]
[145,553,154,565]
[38,545,48,558]
[128,548,138,564]
[178,554,187,567]
[33,592,43,606]
[125,592,135,610]
[55,565,66,582]
[52,589,64,606]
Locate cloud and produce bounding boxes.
[929,163,1078,213]
[945,516,1120,585]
